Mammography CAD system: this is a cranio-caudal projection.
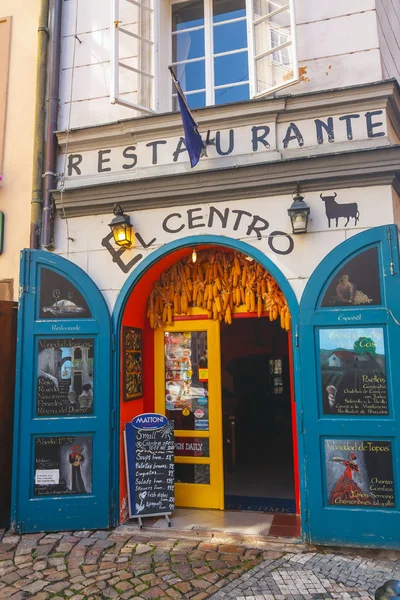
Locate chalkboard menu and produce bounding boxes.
[125,414,175,519]
[325,438,395,508]
[36,338,94,416]
[319,328,388,416]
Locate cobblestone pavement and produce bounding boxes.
[0,527,399,600]
[209,551,400,600]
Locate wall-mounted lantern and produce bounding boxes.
[109,203,133,247]
[287,184,310,234]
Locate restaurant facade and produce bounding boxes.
[11,0,400,548]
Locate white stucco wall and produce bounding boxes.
[53,185,395,312]
[59,0,385,130]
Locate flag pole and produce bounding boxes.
[168,66,215,166]
[168,66,198,128]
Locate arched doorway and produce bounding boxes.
[112,236,302,529]
[299,225,400,549]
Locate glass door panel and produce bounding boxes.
[155,320,223,509]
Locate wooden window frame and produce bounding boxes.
[110,0,298,114]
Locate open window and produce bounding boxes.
[249,0,298,98]
[111,0,298,113]
[111,0,157,114]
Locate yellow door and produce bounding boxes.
[155,319,224,509]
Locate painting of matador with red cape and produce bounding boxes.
[325,439,395,508]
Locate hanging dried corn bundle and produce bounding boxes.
[146,250,291,331]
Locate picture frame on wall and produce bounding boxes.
[123,326,143,401]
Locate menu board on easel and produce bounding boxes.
[123,327,143,401]
[124,414,175,524]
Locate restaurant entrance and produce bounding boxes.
[117,237,301,526]
[149,246,298,514]
[153,313,297,514]
[221,318,296,514]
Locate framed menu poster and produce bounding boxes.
[324,438,395,508]
[319,327,388,416]
[123,327,143,401]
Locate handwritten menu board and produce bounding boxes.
[37,338,94,416]
[123,327,143,401]
[164,331,209,431]
[325,439,395,508]
[319,328,388,416]
[34,435,92,497]
[125,414,175,518]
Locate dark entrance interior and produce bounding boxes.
[221,317,296,513]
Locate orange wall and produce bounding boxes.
[119,247,193,520]
[118,245,299,520]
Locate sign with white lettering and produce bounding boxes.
[124,415,175,518]
[174,437,210,457]
[319,328,388,416]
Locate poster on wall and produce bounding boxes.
[324,439,395,508]
[164,331,209,430]
[36,338,94,416]
[34,435,92,496]
[39,268,91,319]
[321,247,381,307]
[124,327,143,401]
[125,414,175,519]
[319,328,388,416]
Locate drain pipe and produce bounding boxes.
[42,0,62,250]
[30,0,50,249]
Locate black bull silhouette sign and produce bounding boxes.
[321,193,360,228]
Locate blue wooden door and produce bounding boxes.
[11,250,112,533]
[300,225,400,548]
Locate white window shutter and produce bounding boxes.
[111,0,157,114]
[250,0,298,99]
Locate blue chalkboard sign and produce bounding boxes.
[124,413,175,526]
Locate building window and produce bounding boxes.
[73,347,83,360]
[269,359,283,394]
[111,0,298,113]
[171,0,249,109]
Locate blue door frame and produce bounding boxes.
[299,225,400,548]
[16,230,396,542]
[11,250,112,533]
[111,235,305,531]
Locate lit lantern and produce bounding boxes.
[287,186,310,234]
[109,203,133,247]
